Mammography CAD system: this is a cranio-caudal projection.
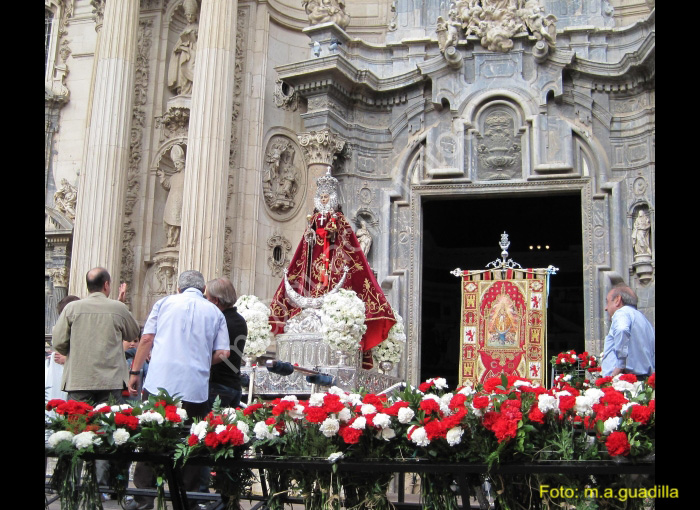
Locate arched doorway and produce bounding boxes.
[420,193,584,388]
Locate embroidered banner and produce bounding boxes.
[459,270,547,388]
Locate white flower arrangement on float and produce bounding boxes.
[320,288,367,354]
[372,307,406,366]
[234,294,273,359]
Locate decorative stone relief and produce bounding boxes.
[156,106,190,141]
[355,219,373,257]
[47,266,69,289]
[267,234,292,277]
[302,0,351,30]
[436,1,557,54]
[120,18,153,301]
[274,78,299,111]
[474,107,523,180]
[53,179,77,221]
[263,136,304,219]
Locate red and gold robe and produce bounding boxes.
[269,210,395,353]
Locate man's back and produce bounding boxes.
[143,288,229,403]
[602,305,655,376]
[52,292,140,391]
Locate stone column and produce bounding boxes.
[68,0,140,297]
[178,0,238,281]
[297,128,347,212]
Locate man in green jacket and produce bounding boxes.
[52,267,141,404]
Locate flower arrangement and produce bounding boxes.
[551,348,602,390]
[45,373,656,510]
[371,307,406,366]
[177,402,256,510]
[320,288,367,353]
[234,294,273,358]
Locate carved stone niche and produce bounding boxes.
[267,233,292,278]
[262,134,306,221]
[472,104,524,181]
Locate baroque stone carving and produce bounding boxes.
[298,129,347,166]
[437,0,557,54]
[356,220,373,257]
[157,106,190,140]
[263,136,303,215]
[475,108,523,180]
[632,208,651,257]
[302,0,351,30]
[273,78,299,111]
[267,233,293,277]
[168,0,199,96]
[47,266,69,289]
[53,179,77,221]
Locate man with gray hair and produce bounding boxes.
[126,270,230,510]
[601,283,655,377]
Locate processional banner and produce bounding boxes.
[458,269,548,388]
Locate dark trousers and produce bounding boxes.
[133,390,211,509]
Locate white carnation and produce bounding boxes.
[73,431,101,450]
[446,426,464,446]
[378,427,396,441]
[350,416,367,430]
[398,407,415,424]
[338,408,352,423]
[191,420,209,440]
[253,421,278,440]
[320,417,340,437]
[138,411,164,425]
[373,413,391,429]
[48,431,74,448]
[408,426,430,447]
[113,428,130,446]
[603,417,621,435]
[327,452,344,463]
[538,394,559,414]
[360,404,377,415]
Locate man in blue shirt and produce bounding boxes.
[601,283,655,377]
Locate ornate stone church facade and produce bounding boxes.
[45,0,655,384]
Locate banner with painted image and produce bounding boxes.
[458,269,547,388]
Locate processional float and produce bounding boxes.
[241,168,403,399]
[451,232,558,388]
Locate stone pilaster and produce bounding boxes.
[69,0,140,297]
[178,0,238,281]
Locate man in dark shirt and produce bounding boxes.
[204,277,248,408]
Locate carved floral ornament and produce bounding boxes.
[302,0,351,30]
[437,0,557,55]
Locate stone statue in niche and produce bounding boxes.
[167,0,199,96]
[53,178,78,221]
[159,144,186,247]
[356,220,373,257]
[632,209,652,257]
[476,109,522,180]
[263,137,301,214]
[302,0,351,30]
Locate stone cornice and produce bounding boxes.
[276,54,425,106]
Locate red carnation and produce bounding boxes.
[619,374,637,384]
[419,399,442,414]
[606,431,630,457]
[472,395,490,410]
[204,432,220,449]
[188,434,199,446]
[338,425,363,444]
[647,373,655,389]
[595,376,613,387]
[528,405,546,424]
[304,406,328,424]
[449,393,467,410]
[322,394,346,414]
[558,395,576,414]
[114,412,139,430]
[243,403,263,416]
[424,419,446,441]
[630,405,652,425]
[46,399,66,411]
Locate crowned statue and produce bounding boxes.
[269,167,396,368]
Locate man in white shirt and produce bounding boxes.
[126,270,230,510]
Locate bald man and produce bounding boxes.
[52,267,140,404]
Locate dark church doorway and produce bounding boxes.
[420,193,585,389]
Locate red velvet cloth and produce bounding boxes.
[269,210,395,352]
